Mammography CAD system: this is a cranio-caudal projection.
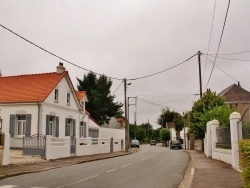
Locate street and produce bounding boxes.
[0,145,189,188]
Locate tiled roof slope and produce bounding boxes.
[76,91,86,101]
[0,72,67,103]
[219,83,250,102]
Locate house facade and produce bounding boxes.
[219,82,250,124]
[0,63,89,148]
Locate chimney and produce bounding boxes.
[238,81,241,87]
[0,70,2,77]
[56,62,66,73]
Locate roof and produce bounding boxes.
[75,91,88,102]
[219,83,250,102]
[0,72,67,103]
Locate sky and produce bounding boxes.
[1,0,250,129]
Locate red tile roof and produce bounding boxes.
[0,72,67,103]
[76,91,86,101]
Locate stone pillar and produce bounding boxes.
[230,112,242,170]
[45,135,51,160]
[1,133,10,165]
[211,119,219,159]
[206,121,212,157]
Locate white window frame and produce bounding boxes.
[16,115,26,137]
[54,89,59,103]
[67,93,70,105]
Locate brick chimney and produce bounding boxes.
[0,70,2,77]
[56,62,66,73]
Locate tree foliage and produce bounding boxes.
[77,72,123,124]
[188,90,231,139]
[129,122,154,142]
[159,128,170,143]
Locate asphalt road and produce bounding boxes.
[0,144,189,188]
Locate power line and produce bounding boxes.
[202,54,250,90]
[0,23,123,81]
[207,51,250,56]
[127,53,197,81]
[205,0,231,90]
[203,0,217,82]
[0,23,199,82]
[112,80,123,95]
[206,54,250,62]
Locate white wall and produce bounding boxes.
[99,127,125,151]
[212,148,232,164]
[45,135,70,160]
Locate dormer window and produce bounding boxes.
[67,93,70,105]
[55,89,59,102]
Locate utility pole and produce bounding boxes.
[183,112,186,150]
[124,78,129,152]
[148,119,149,140]
[198,51,202,98]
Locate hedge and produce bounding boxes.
[239,139,250,188]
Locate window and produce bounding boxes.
[55,89,59,102]
[46,115,59,137]
[17,115,26,135]
[80,122,86,138]
[88,128,99,138]
[65,118,75,137]
[67,93,70,105]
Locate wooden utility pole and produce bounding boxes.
[198,51,202,98]
[124,78,129,152]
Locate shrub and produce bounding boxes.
[239,139,250,187]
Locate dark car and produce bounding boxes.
[170,140,182,149]
[131,139,140,148]
[150,140,156,146]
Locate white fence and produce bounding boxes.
[45,135,71,160]
[204,112,242,170]
[75,137,110,156]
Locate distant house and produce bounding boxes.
[101,117,125,129]
[219,82,250,124]
[0,63,89,148]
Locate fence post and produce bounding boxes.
[230,112,241,170]
[45,135,51,160]
[206,121,212,157]
[211,119,219,159]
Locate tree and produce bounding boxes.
[160,128,170,146]
[188,90,230,139]
[77,72,123,124]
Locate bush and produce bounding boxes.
[239,139,250,187]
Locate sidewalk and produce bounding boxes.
[179,150,243,188]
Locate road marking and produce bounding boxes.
[56,175,99,188]
[107,169,117,173]
[121,163,133,168]
[0,186,18,188]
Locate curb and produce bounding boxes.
[178,150,194,188]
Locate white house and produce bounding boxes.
[0,63,89,148]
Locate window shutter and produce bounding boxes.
[73,119,76,137]
[56,116,59,137]
[46,115,50,135]
[9,114,15,138]
[25,114,31,136]
[65,118,69,136]
[84,122,87,138]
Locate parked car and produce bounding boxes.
[150,140,156,146]
[170,140,182,149]
[131,139,140,148]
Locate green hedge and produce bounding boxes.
[239,139,250,188]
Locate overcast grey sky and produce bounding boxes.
[1,0,250,129]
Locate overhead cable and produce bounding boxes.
[0,23,123,80]
[202,54,250,90]
[112,80,124,95]
[127,53,197,81]
[207,51,250,56]
[206,54,250,62]
[205,0,231,90]
[203,0,217,82]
